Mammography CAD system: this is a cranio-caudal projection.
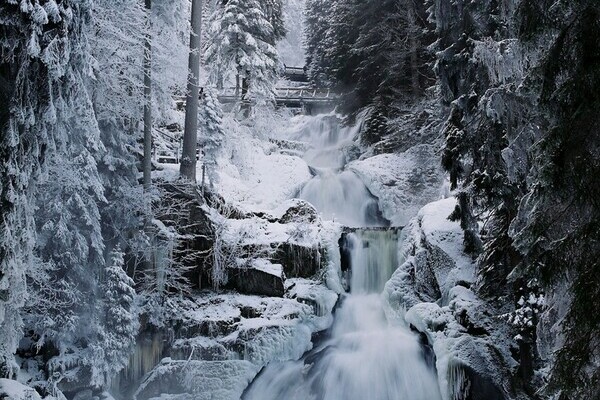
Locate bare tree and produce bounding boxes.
[180,0,204,181]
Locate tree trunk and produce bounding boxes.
[241,74,250,118]
[180,0,204,182]
[143,0,152,190]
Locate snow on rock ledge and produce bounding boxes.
[384,197,475,311]
[349,144,444,226]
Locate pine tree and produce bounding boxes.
[204,0,280,105]
[261,0,286,44]
[304,0,334,86]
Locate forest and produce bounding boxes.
[0,0,599,399]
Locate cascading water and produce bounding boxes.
[298,170,383,227]
[242,114,441,399]
[243,229,442,400]
[289,114,387,227]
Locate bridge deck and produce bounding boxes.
[217,87,340,107]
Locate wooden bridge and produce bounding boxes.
[217,86,340,113]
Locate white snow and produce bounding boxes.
[247,258,284,276]
[0,379,42,400]
[417,198,475,290]
[137,359,260,400]
[223,216,321,247]
[349,144,444,226]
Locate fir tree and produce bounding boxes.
[204,0,280,104]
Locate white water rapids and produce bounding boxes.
[244,115,442,399]
[244,230,442,400]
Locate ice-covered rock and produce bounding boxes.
[349,144,445,226]
[405,287,523,400]
[384,198,526,400]
[384,197,475,312]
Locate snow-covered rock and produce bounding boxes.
[383,198,526,400]
[405,287,523,400]
[384,197,475,311]
[134,359,260,400]
[0,379,42,400]
[349,144,445,226]
[228,259,285,297]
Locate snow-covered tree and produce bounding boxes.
[304,0,334,86]
[0,0,98,378]
[204,0,280,104]
[261,0,287,44]
[181,0,204,182]
[100,248,139,380]
[199,88,225,188]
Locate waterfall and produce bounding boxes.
[288,113,388,228]
[298,170,384,227]
[344,230,399,294]
[243,228,442,400]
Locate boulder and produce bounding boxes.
[271,242,323,278]
[278,199,319,224]
[227,259,285,297]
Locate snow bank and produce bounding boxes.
[349,144,444,226]
[0,379,42,400]
[215,115,312,211]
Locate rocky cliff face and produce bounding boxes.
[430,0,600,397]
[384,198,529,400]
